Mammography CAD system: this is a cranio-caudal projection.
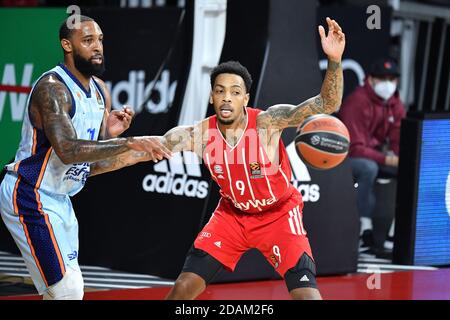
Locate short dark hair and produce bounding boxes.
[59,15,95,40]
[210,61,253,93]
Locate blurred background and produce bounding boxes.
[0,0,449,286]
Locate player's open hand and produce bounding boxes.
[107,106,134,137]
[318,17,346,62]
[127,136,172,162]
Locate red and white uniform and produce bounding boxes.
[195,107,314,277]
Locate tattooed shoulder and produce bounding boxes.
[32,74,73,115]
[29,75,72,129]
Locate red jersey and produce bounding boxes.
[202,107,300,214]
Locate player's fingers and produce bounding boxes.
[146,149,159,163]
[142,152,151,162]
[123,113,132,123]
[332,19,342,32]
[318,25,326,40]
[123,105,135,117]
[326,17,334,31]
[152,148,168,161]
[150,150,163,161]
[149,138,172,158]
[157,146,172,159]
[112,110,124,119]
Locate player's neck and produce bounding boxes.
[217,109,247,142]
[62,61,91,92]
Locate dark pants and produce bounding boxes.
[349,158,378,219]
[349,157,397,248]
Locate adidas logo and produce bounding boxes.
[142,151,209,199]
[214,241,222,248]
[300,275,310,282]
[286,142,321,202]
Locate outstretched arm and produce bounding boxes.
[89,150,152,177]
[161,125,194,153]
[32,75,170,165]
[160,121,207,157]
[257,17,345,130]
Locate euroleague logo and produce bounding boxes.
[446,171,450,217]
[311,135,321,145]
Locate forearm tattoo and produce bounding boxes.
[258,60,343,129]
[33,76,130,164]
[163,126,193,152]
[163,124,209,157]
[89,150,147,176]
[320,60,343,114]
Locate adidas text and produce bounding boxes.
[142,173,209,199]
[291,181,320,202]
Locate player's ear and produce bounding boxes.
[209,92,213,104]
[61,38,73,54]
[244,93,250,107]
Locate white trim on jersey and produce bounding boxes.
[288,212,298,235]
[279,166,291,188]
[292,205,303,235]
[259,147,276,201]
[223,151,238,204]
[215,109,249,151]
[297,205,307,234]
[289,205,300,235]
[288,205,306,236]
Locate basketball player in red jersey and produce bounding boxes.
[161,17,345,300]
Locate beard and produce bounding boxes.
[217,117,235,125]
[73,50,105,77]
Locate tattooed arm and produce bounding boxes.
[160,120,208,157]
[89,150,152,177]
[256,17,345,130]
[91,118,207,176]
[31,75,170,165]
[256,60,343,129]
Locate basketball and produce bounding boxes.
[295,114,350,170]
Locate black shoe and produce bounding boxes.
[372,246,393,260]
[359,246,392,260]
[360,229,374,248]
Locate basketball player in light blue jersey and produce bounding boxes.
[0,15,171,300]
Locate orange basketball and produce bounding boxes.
[295,114,350,170]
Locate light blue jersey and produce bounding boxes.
[0,64,106,294]
[6,63,105,196]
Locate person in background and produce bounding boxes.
[338,57,406,259]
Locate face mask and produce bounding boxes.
[373,80,397,100]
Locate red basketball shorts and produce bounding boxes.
[193,190,314,277]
